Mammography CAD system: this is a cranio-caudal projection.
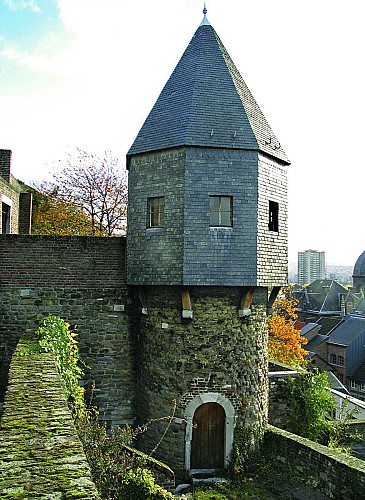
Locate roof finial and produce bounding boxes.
[200,2,210,26]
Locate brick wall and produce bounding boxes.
[0,235,134,427]
[0,149,11,183]
[18,191,32,234]
[0,177,21,234]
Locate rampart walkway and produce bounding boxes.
[0,334,99,499]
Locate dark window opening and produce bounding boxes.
[2,203,10,234]
[209,196,232,227]
[269,200,279,232]
[330,353,337,364]
[147,197,164,228]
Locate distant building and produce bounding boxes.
[353,251,365,293]
[308,314,365,397]
[0,149,32,234]
[298,249,325,285]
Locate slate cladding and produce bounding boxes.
[127,22,290,166]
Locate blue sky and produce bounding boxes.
[1,0,365,266]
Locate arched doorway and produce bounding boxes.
[191,402,225,469]
[184,392,235,471]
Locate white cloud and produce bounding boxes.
[6,0,41,13]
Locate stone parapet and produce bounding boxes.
[0,334,100,499]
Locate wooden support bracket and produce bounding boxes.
[239,288,254,318]
[268,286,281,315]
[181,288,193,319]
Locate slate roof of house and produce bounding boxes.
[306,334,328,351]
[127,13,290,167]
[301,322,320,338]
[299,279,348,314]
[351,360,365,382]
[327,315,365,346]
[315,316,342,335]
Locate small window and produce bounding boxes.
[2,202,11,234]
[330,353,337,364]
[338,373,344,383]
[147,197,164,228]
[337,355,344,366]
[350,380,357,389]
[269,201,279,232]
[209,196,232,227]
[361,382,365,392]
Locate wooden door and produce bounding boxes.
[191,402,225,469]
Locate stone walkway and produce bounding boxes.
[0,334,99,499]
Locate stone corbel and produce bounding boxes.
[181,288,193,319]
[267,286,281,315]
[239,288,254,317]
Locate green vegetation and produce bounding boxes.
[35,315,85,418]
[180,479,275,499]
[35,315,173,500]
[285,368,360,452]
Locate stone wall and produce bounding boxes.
[0,235,134,427]
[264,425,365,498]
[134,285,268,474]
[268,370,300,428]
[0,334,100,499]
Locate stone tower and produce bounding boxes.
[126,8,289,476]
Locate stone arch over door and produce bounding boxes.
[184,392,235,470]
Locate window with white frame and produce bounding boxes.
[209,196,233,227]
[147,197,164,228]
[330,353,337,364]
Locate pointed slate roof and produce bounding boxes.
[127,16,289,167]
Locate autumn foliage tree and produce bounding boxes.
[268,297,308,367]
[31,187,101,236]
[32,148,128,236]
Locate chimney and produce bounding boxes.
[19,192,33,234]
[0,149,12,183]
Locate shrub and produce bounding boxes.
[35,315,85,418]
[120,467,174,499]
[285,369,336,443]
[35,315,174,499]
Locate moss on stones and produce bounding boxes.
[0,335,100,499]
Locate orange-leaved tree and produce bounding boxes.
[268,297,308,367]
[31,187,103,236]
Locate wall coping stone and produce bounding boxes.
[0,334,100,499]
